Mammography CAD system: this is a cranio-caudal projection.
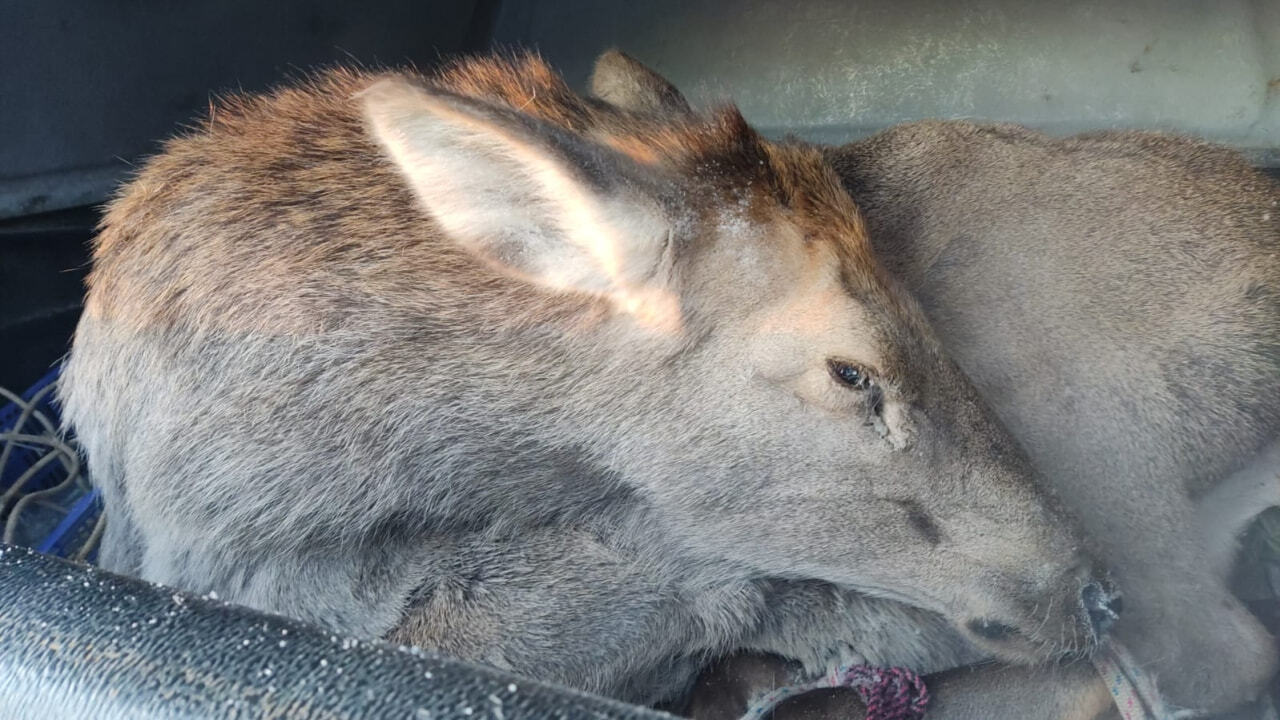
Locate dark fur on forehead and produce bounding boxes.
[433,52,771,179]
[763,143,884,287]
[432,51,595,132]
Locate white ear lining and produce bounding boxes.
[358,77,679,316]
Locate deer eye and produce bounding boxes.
[828,359,872,390]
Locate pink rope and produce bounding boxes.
[846,666,930,720]
[741,642,1175,720]
[740,664,929,720]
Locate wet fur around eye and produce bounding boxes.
[867,384,884,417]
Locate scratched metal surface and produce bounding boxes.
[494,0,1280,167]
[0,544,672,720]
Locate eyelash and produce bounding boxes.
[828,359,885,417]
[828,359,872,390]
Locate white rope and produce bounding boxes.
[1092,641,1196,720]
[0,379,99,559]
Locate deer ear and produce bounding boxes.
[590,50,693,117]
[360,77,678,310]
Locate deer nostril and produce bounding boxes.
[1081,581,1121,638]
[966,618,1020,642]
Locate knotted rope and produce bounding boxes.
[740,664,929,720]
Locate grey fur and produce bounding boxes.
[828,122,1280,715]
[59,58,1102,708]
[586,49,1280,717]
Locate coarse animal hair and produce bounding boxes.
[63,52,1115,706]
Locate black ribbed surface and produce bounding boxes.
[0,543,672,720]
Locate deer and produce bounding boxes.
[588,49,1280,719]
[58,53,1120,708]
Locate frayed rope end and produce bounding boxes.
[739,664,929,720]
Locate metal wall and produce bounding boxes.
[6,0,1279,222]
[0,0,494,220]
[0,0,494,389]
[494,0,1280,164]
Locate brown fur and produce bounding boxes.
[90,56,880,340]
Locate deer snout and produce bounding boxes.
[961,561,1120,662]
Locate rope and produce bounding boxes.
[1092,642,1185,720]
[0,378,100,561]
[0,383,77,512]
[739,664,928,720]
[740,642,1185,720]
